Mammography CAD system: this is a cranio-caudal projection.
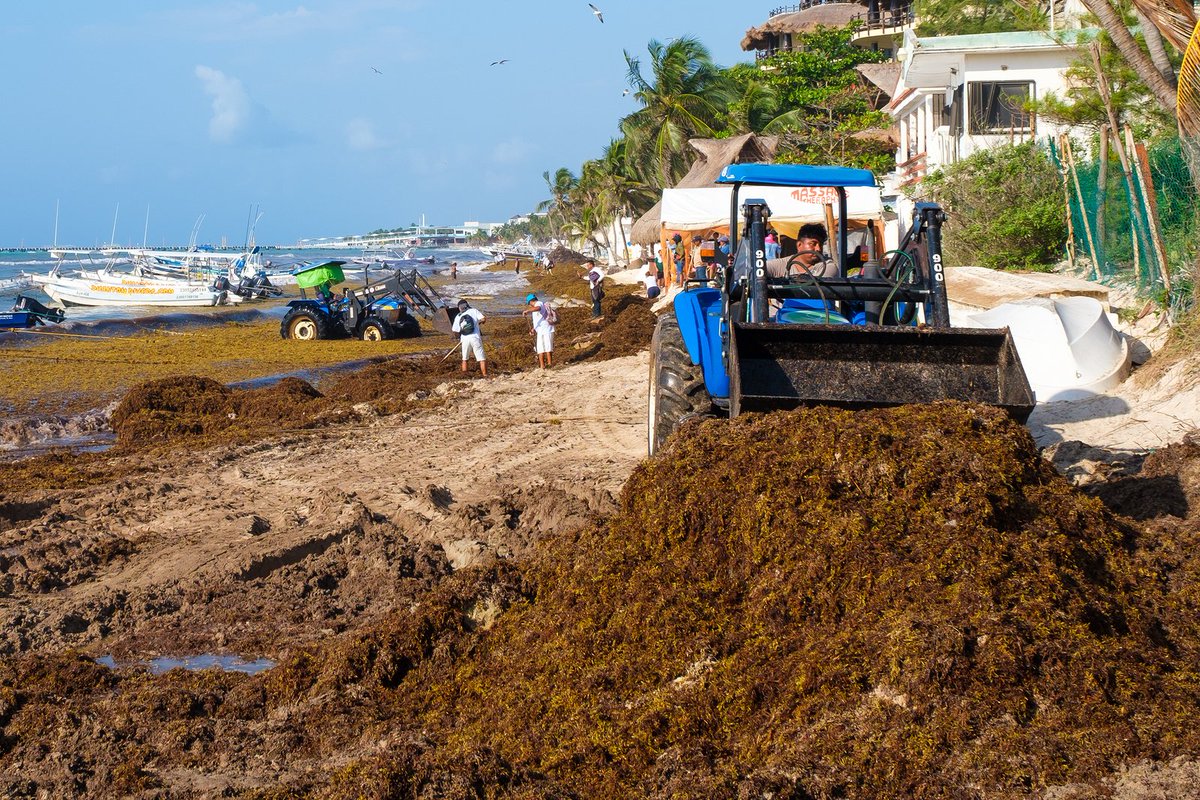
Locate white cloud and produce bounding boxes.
[346,118,387,151]
[142,2,422,43]
[491,138,532,165]
[195,65,251,143]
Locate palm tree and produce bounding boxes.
[1078,0,1177,115]
[621,37,734,188]
[536,167,579,238]
[722,63,780,135]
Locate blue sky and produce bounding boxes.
[0,1,764,248]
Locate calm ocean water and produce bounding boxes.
[0,246,527,323]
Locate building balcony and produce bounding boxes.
[769,0,850,18]
[849,8,914,40]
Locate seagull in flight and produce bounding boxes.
[490,59,508,66]
[622,88,630,97]
[371,66,383,75]
[589,3,604,23]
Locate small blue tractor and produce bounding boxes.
[281,261,454,341]
[647,163,1034,455]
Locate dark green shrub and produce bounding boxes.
[920,141,1067,271]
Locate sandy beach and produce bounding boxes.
[2,259,1200,796]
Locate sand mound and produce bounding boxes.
[7,403,1200,797]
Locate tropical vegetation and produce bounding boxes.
[504,1,1195,311]
[921,142,1067,271]
[514,26,895,253]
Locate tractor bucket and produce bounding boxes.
[429,306,455,335]
[729,323,1035,422]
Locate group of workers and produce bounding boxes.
[449,291,559,377]
[644,223,834,294]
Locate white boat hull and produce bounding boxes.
[39,274,222,307]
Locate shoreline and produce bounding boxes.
[0,256,639,454]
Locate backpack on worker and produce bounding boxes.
[543,302,559,325]
[458,311,476,336]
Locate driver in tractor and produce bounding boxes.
[766,222,835,279]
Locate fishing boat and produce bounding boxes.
[0,295,65,328]
[36,268,227,307]
[29,245,286,307]
[349,247,436,267]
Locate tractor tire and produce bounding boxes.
[281,308,331,341]
[360,316,393,341]
[391,315,422,339]
[647,312,712,456]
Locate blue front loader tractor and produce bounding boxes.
[646,163,1035,455]
[281,261,455,342]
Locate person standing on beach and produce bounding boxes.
[584,259,605,319]
[523,292,556,368]
[451,299,488,377]
[450,261,458,279]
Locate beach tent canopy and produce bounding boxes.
[660,185,884,239]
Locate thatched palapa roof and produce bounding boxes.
[630,133,779,245]
[741,4,863,51]
[856,62,902,99]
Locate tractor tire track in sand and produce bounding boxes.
[0,353,650,659]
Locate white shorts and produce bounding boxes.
[460,333,484,361]
[535,327,554,354]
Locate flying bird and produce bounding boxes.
[622,88,630,96]
[371,66,383,75]
[588,3,604,23]
[490,59,508,66]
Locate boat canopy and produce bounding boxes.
[293,260,346,289]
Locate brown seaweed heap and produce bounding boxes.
[102,288,656,450]
[4,404,1200,797]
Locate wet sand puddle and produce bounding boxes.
[95,654,276,675]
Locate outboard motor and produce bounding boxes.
[12,294,65,324]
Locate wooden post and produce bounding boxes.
[823,203,839,270]
[1055,135,1078,270]
[659,226,671,288]
[1127,126,1174,293]
[1096,123,1109,253]
[1063,136,1100,275]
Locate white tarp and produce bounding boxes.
[660,186,885,237]
[961,296,1131,402]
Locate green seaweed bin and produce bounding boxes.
[294,261,346,289]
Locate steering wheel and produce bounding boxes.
[881,249,921,325]
[783,250,826,277]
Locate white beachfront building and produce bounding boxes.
[883,24,1093,209]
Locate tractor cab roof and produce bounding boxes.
[717,163,877,189]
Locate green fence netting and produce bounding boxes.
[1048,135,1196,316]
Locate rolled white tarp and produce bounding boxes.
[964,296,1130,403]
